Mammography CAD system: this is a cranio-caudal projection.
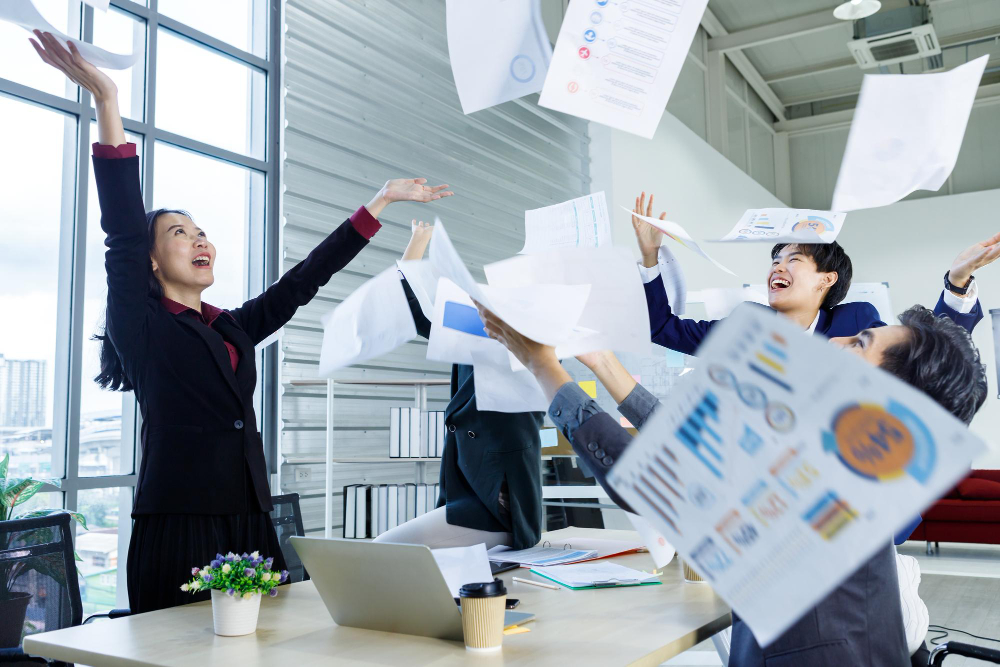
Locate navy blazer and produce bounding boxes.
[643,273,983,354]
[95,155,371,515]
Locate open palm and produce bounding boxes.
[29,30,117,102]
[950,231,1000,285]
[631,191,665,264]
[381,178,453,204]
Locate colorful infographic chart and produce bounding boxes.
[718,208,847,244]
[608,304,984,646]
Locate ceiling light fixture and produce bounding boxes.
[834,0,881,21]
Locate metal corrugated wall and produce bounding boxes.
[280,0,591,535]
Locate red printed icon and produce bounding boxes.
[567,81,580,93]
[578,46,591,59]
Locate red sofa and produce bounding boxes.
[908,469,1000,549]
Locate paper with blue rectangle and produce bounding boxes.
[607,303,985,646]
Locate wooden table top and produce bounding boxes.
[23,528,731,667]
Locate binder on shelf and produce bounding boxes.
[387,484,399,530]
[404,483,417,522]
[356,485,371,539]
[400,408,411,458]
[437,412,445,457]
[415,483,427,517]
[420,411,431,458]
[370,485,380,538]
[397,484,407,527]
[343,484,359,539]
[378,485,389,535]
[389,407,401,458]
[409,408,421,457]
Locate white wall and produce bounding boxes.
[592,111,1000,468]
[839,190,1000,468]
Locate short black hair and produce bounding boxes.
[771,242,853,309]
[880,305,988,425]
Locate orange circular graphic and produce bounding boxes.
[830,404,913,480]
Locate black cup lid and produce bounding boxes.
[459,578,507,598]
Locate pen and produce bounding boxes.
[513,576,560,590]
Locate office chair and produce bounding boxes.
[0,513,82,666]
[930,641,1000,665]
[270,493,309,582]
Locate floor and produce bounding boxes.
[661,541,1000,666]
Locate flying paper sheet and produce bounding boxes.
[654,245,687,317]
[831,56,988,212]
[431,543,495,597]
[446,0,552,114]
[628,208,737,277]
[718,209,846,244]
[471,347,549,413]
[1,0,139,69]
[318,267,417,376]
[485,247,652,358]
[396,259,440,321]
[607,303,985,646]
[427,278,501,365]
[521,192,611,254]
[428,219,491,309]
[539,0,710,138]
[626,512,676,569]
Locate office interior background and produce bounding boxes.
[2,0,999,630]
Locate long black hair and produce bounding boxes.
[93,209,191,391]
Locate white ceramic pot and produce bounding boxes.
[211,589,262,636]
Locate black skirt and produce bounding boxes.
[126,510,288,614]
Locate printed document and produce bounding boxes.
[718,209,846,244]
[831,56,987,211]
[628,208,737,276]
[539,0,710,138]
[521,192,611,254]
[446,0,551,114]
[608,304,985,645]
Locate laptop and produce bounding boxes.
[290,536,533,641]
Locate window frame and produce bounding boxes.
[0,0,281,609]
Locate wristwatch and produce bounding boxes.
[944,270,973,296]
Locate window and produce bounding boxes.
[0,1,277,614]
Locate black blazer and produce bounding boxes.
[401,280,544,549]
[94,155,370,515]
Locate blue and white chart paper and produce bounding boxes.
[446,0,551,114]
[608,304,985,646]
[718,209,846,244]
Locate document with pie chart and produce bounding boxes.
[446,0,552,114]
[608,304,985,646]
[717,208,847,244]
[539,0,709,138]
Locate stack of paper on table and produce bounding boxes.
[529,562,661,590]
[488,537,643,566]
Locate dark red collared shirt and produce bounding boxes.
[92,142,383,239]
[161,297,240,372]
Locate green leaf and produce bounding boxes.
[4,479,43,509]
[0,453,8,485]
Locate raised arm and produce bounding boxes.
[577,350,662,430]
[229,181,452,344]
[932,231,1000,333]
[400,221,433,339]
[32,32,147,357]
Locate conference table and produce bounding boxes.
[23,528,731,666]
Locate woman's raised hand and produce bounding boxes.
[30,30,125,147]
[29,30,117,103]
[402,220,434,261]
[632,191,666,269]
[365,178,453,219]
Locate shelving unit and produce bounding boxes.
[288,378,450,537]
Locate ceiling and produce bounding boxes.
[705,0,1000,121]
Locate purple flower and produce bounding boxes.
[215,553,224,561]
[191,567,200,575]
[226,553,238,562]
[268,588,278,597]
[203,574,213,583]
[242,552,249,560]
[210,559,221,569]
[227,588,235,597]
[280,570,289,583]
[244,567,255,577]
[264,557,273,570]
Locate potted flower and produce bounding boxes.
[181,551,288,636]
[0,454,87,648]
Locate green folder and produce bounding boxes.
[529,566,663,590]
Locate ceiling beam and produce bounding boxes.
[701,7,786,122]
[774,80,1000,133]
[708,8,843,53]
[765,26,1000,85]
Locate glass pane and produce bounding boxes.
[158,0,266,57]
[78,487,124,615]
[749,118,776,195]
[79,126,143,478]
[666,58,707,140]
[155,29,266,158]
[0,97,72,480]
[727,95,748,173]
[0,0,81,99]
[153,143,264,307]
[724,56,745,100]
[91,8,147,121]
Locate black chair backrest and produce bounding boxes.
[269,494,308,582]
[0,512,82,651]
[930,641,1000,665]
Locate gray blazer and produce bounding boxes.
[549,382,909,667]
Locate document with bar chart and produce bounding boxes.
[607,304,985,646]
